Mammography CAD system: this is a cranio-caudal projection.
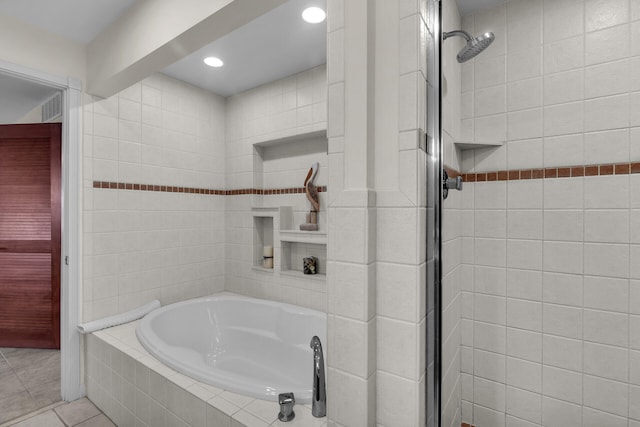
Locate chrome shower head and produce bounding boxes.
[443,30,495,63]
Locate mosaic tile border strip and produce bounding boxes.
[92,181,327,195]
[445,162,640,182]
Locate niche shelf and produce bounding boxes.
[279,229,327,245]
[454,140,504,150]
[251,207,291,273]
[280,269,326,281]
[252,206,327,280]
[278,209,326,280]
[279,239,326,279]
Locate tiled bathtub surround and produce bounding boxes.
[82,60,333,420]
[83,73,227,322]
[85,321,326,427]
[83,66,329,322]
[450,0,640,425]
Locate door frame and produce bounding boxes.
[0,58,84,401]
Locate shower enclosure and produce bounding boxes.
[435,0,640,426]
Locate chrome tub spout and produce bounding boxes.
[310,335,326,418]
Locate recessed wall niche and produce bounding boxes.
[252,130,328,228]
[252,130,328,279]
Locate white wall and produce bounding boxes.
[458,0,640,426]
[0,13,85,83]
[83,73,227,321]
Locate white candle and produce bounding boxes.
[263,245,273,257]
[263,257,273,269]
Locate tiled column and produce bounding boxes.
[326,0,430,426]
[373,1,430,426]
[326,0,377,426]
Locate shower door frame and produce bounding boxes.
[0,58,84,401]
[426,0,443,426]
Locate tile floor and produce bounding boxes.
[0,398,114,427]
[0,348,61,424]
[0,347,113,427]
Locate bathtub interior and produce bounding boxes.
[136,294,327,403]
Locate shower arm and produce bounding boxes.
[442,30,472,42]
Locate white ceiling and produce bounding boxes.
[163,0,327,97]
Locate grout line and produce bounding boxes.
[70,413,109,427]
[11,370,35,402]
[52,408,66,427]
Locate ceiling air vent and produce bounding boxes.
[42,92,62,122]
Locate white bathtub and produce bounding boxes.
[135,293,326,403]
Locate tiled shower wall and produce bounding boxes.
[224,65,328,310]
[456,0,640,425]
[83,73,227,321]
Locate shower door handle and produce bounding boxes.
[443,170,463,199]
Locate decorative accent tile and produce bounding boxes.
[92,181,327,196]
[445,161,640,183]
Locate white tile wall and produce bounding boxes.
[456,0,640,425]
[223,65,328,312]
[83,74,227,321]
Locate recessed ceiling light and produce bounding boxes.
[204,57,224,67]
[302,7,326,24]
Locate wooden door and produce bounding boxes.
[0,123,61,349]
